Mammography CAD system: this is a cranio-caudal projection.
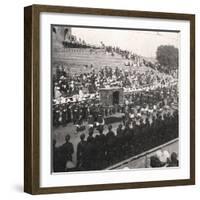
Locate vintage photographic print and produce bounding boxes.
[51,25,179,173]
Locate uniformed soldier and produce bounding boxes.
[54,105,60,127]
[72,103,79,124]
[88,114,95,128]
[53,139,65,172]
[116,124,124,160]
[61,105,67,126]
[60,134,74,171]
[95,128,106,169]
[85,128,96,170]
[106,125,116,165]
[96,114,105,130]
[76,134,87,170]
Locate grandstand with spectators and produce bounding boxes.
[51,25,179,172]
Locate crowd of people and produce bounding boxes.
[53,109,178,172]
[52,63,177,130]
[52,71,179,171]
[150,150,179,168]
[53,64,176,99]
[52,32,179,172]
[52,82,178,130]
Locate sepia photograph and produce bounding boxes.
[51,25,179,173]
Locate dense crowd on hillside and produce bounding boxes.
[59,33,178,76]
[53,64,176,99]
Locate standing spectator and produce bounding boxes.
[168,152,179,167]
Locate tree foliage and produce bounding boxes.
[156,45,178,73]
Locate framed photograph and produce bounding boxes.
[24,4,195,194]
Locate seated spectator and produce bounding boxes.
[168,152,179,167]
[156,150,170,166]
[150,155,162,168]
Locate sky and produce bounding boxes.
[71,27,180,58]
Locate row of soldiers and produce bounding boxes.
[53,110,178,172]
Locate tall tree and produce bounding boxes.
[156,45,178,73]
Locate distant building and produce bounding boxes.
[52,26,72,48]
[52,26,72,41]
